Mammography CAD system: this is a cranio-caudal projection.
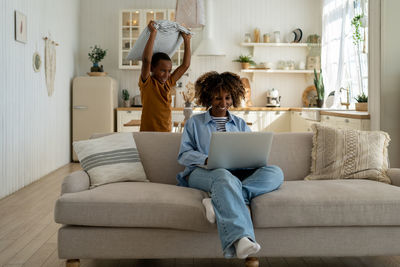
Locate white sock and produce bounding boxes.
[202,198,216,223]
[234,237,261,259]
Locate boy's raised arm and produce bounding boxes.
[141,21,157,82]
[171,32,191,82]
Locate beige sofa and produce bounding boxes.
[55,132,400,267]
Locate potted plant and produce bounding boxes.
[233,55,256,69]
[351,14,364,45]
[355,92,368,111]
[88,45,107,72]
[122,89,130,107]
[313,68,325,108]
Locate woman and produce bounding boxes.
[176,71,284,259]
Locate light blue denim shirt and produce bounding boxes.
[176,109,251,187]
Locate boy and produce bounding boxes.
[139,20,191,132]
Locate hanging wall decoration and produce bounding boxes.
[43,37,59,96]
[15,11,27,43]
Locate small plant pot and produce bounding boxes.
[241,62,250,69]
[355,102,368,111]
[124,100,130,107]
[317,98,324,108]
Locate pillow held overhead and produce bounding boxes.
[126,20,193,61]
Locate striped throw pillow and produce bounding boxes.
[73,133,148,188]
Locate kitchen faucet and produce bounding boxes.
[340,87,350,110]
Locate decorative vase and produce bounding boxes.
[355,102,368,111]
[241,62,250,69]
[124,100,130,107]
[183,102,193,121]
[90,62,100,72]
[316,98,324,108]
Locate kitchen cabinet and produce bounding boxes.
[117,109,201,132]
[320,115,370,131]
[119,9,181,69]
[290,111,318,132]
[230,110,290,132]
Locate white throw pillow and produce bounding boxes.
[73,133,148,188]
[126,20,193,61]
[305,124,391,184]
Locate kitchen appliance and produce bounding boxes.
[133,94,142,106]
[266,88,281,107]
[72,76,118,161]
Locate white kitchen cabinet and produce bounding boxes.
[320,115,370,130]
[119,9,181,69]
[264,111,291,132]
[290,111,318,132]
[117,109,201,132]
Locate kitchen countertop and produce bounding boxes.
[116,107,370,119]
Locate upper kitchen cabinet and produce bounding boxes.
[119,9,185,70]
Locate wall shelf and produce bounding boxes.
[240,42,319,47]
[241,69,317,81]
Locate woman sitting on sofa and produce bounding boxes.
[176,71,284,259]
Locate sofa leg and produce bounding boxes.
[245,257,259,267]
[66,259,80,267]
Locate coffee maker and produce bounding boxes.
[266,88,281,107]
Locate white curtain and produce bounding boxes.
[321,0,367,108]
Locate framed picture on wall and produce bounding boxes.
[15,11,27,43]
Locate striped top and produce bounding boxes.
[211,116,229,132]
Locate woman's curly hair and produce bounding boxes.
[194,71,245,109]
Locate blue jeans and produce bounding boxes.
[188,165,284,258]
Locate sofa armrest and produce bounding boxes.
[61,170,90,195]
[388,168,400,187]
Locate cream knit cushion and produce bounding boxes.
[73,133,148,188]
[305,124,391,184]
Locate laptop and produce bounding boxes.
[201,132,274,170]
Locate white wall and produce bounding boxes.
[0,0,80,199]
[78,0,322,107]
[381,0,400,167]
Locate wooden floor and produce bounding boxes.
[1,163,400,267]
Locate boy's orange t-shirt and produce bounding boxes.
[138,75,176,132]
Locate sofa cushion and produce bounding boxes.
[252,179,400,228]
[54,182,215,232]
[305,124,391,184]
[73,133,148,188]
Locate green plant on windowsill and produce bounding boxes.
[354,92,368,111]
[351,14,364,45]
[355,92,368,103]
[233,55,256,69]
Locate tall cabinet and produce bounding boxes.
[119,9,183,69]
[72,77,118,161]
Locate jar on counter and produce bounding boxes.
[244,33,252,43]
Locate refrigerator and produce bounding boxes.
[72,76,118,161]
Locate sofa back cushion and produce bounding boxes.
[133,132,313,184]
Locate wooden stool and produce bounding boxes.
[123,119,141,127]
[173,121,186,133]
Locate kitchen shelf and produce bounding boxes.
[241,42,320,47]
[241,69,318,81]
[241,69,315,73]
